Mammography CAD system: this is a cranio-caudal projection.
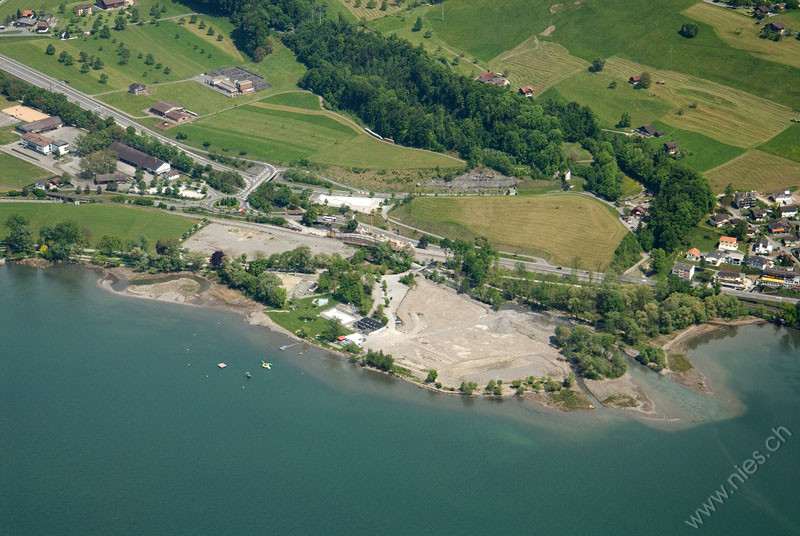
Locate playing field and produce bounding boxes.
[168,100,461,169]
[0,153,54,187]
[0,202,195,248]
[0,20,238,94]
[759,124,800,164]
[683,3,800,70]
[649,121,745,172]
[390,194,628,269]
[705,150,800,193]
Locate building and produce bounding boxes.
[704,249,726,266]
[734,191,757,209]
[772,189,793,204]
[714,266,747,290]
[15,115,62,134]
[686,248,701,261]
[756,5,772,15]
[353,317,384,335]
[718,236,738,251]
[784,235,800,247]
[747,256,773,271]
[128,82,147,95]
[631,205,649,218]
[759,267,800,289]
[21,9,34,17]
[672,262,695,281]
[709,213,730,227]
[163,169,181,181]
[236,80,254,94]
[724,251,744,265]
[74,4,93,15]
[766,21,785,34]
[476,71,510,87]
[19,132,52,154]
[149,101,184,117]
[779,205,798,219]
[96,0,126,9]
[36,20,49,33]
[751,208,767,222]
[14,16,37,28]
[519,86,535,97]
[107,141,171,175]
[94,172,130,184]
[753,237,774,255]
[164,110,191,124]
[51,140,69,156]
[768,220,791,234]
[664,141,678,155]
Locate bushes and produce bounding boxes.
[554,325,626,379]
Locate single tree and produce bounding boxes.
[412,16,423,32]
[616,111,631,128]
[591,57,605,72]
[45,44,55,55]
[210,250,225,267]
[636,71,652,89]
[426,370,438,383]
[680,22,698,38]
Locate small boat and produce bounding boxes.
[261,361,272,370]
[245,371,252,378]
[217,363,227,369]
[279,344,289,351]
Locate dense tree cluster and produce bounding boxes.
[247,181,307,211]
[554,325,626,380]
[218,256,288,308]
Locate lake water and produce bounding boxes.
[2,264,799,535]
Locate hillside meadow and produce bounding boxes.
[759,124,800,164]
[705,150,800,193]
[390,194,628,269]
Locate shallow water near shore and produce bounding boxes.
[2,264,800,535]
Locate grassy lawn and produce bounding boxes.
[335,0,402,21]
[0,152,54,187]
[683,3,800,69]
[667,353,694,373]
[98,80,243,116]
[705,150,800,193]
[0,125,20,144]
[390,194,628,269]
[0,202,194,248]
[620,175,643,199]
[759,124,800,164]
[0,20,238,94]
[683,221,724,253]
[261,91,320,110]
[489,38,589,96]
[649,121,745,172]
[167,101,461,169]
[265,294,352,340]
[564,142,592,163]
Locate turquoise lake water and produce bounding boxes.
[1,264,799,535]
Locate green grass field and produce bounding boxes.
[0,0,193,24]
[390,194,628,269]
[649,121,745,172]
[335,0,402,21]
[265,294,352,340]
[705,150,800,193]
[0,125,20,144]
[759,124,800,164]
[0,152,54,187]
[0,202,194,248]
[0,20,238,94]
[261,91,320,110]
[98,80,243,116]
[167,101,460,169]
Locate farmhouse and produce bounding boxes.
[709,213,730,227]
[14,17,37,28]
[94,172,129,185]
[636,124,663,138]
[663,141,678,155]
[779,205,798,218]
[519,86,535,97]
[748,256,773,271]
[107,141,170,175]
[631,205,649,218]
[750,208,767,222]
[718,236,738,251]
[772,189,792,204]
[128,82,147,95]
[753,237,774,255]
[671,262,695,281]
[734,191,757,209]
[74,4,93,15]
[149,102,184,117]
[756,5,772,15]
[36,21,49,33]
[96,0,126,9]
[686,248,701,261]
[15,115,62,134]
[51,140,69,156]
[476,71,510,87]
[768,219,791,234]
[19,132,53,154]
[715,267,748,290]
[766,21,785,34]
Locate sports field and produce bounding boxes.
[168,100,460,169]
[0,202,195,248]
[705,150,800,193]
[759,124,800,164]
[0,153,54,187]
[390,194,628,269]
[683,3,800,69]
[649,121,745,172]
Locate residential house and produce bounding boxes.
[734,191,757,209]
[149,101,184,117]
[21,9,34,17]
[96,0,126,9]
[672,262,695,281]
[709,213,730,227]
[19,132,52,154]
[51,140,69,156]
[631,205,649,218]
[107,141,171,175]
[686,248,701,261]
[750,208,767,222]
[128,82,147,95]
[718,236,738,251]
[163,169,181,181]
[768,219,791,234]
[15,116,62,134]
[704,249,726,266]
[747,256,773,271]
[94,172,130,184]
[636,125,664,137]
[766,21,785,34]
[476,71,510,87]
[519,86,535,97]
[779,205,798,219]
[664,141,678,155]
[715,266,748,290]
[753,237,774,255]
[756,5,772,15]
[772,189,793,204]
[74,4,93,15]
[784,235,800,247]
[759,267,800,289]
